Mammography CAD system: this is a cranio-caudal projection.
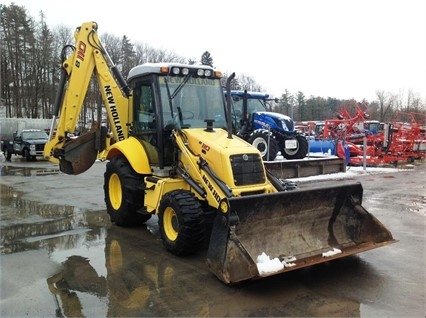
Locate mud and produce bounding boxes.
[0,158,425,317]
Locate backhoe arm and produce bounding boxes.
[44,21,131,175]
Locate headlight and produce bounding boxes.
[30,145,35,151]
[219,199,229,214]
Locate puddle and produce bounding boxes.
[0,182,217,316]
[366,192,426,216]
[0,184,110,254]
[1,165,60,176]
[408,196,426,216]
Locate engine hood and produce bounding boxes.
[252,111,295,132]
[25,138,48,145]
[181,127,258,157]
[179,127,266,187]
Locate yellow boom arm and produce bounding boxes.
[44,21,131,174]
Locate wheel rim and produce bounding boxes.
[251,137,267,156]
[109,173,122,210]
[163,207,179,241]
[284,144,299,156]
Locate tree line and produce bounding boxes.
[1,3,424,127]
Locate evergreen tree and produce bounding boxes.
[1,3,36,117]
[277,90,294,116]
[200,51,213,67]
[295,91,306,121]
[220,73,241,90]
[120,35,136,76]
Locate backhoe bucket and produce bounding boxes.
[58,124,103,175]
[206,182,396,284]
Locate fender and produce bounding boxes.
[106,137,151,174]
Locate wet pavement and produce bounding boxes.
[0,158,425,317]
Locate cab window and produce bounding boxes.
[134,85,155,133]
[132,82,159,165]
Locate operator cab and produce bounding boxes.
[128,63,226,170]
[226,90,270,134]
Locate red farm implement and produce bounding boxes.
[315,103,425,166]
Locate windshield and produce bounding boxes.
[21,131,48,140]
[233,97,266,114]
[159,76,226,129]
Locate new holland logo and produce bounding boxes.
[242,154,249,161]
[202,175,221,203]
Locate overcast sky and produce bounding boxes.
[4,0,426,102]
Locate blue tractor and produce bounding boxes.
[227,90,308,161]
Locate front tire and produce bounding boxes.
[23,148,31,161]
[158,190,205,256]
[281,134,309,160]
[104,155,151,226]
[4,148,11,161]
[248,130,278,161]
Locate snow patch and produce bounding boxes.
[256,252,284,275]
[289,166,404,182]
[322,248,342,257]
[281,255,297,268]
[256,252,297,276]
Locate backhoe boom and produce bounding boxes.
[44,21,130,174]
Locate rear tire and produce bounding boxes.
[281,134,308,160]
[104,155,151,226]
[158,190,205,256]
[248,130,278,161]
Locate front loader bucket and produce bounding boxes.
[206,182,396,284]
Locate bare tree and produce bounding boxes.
[375,90,397,122]
[133,42,186,65]
[237,73,263,92]
[53,24,73,50]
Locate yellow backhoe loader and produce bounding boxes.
[44,21,396,284]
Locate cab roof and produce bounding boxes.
[226,90,270,99]
[127,62,218,81]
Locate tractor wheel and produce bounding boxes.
[248,130,278,161]
[281,134,309,160]
[158,190,205,256]
[4,148,11,161]
[104,155,151,227]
